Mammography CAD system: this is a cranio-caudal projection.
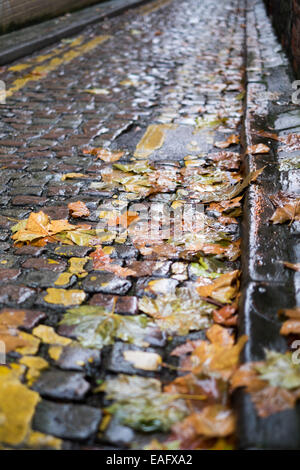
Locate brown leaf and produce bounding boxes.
[251,386,298,418]
[279,307,300,335]
[213,304,238,326]
[270,193,300,224]
[196,270,240,304]
[209,151,241,170]
[214,135,240,149]
[68,201,90,218]
[253,130,279,141]
[247,143,270,154]
[171,405,235,443]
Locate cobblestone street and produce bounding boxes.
[0,0,299,450]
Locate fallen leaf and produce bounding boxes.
[123,350,162,371]
[83,88,110,95]
[68,201,90,218]
[60,305,160,348]
[0,365,40,445]
[253,130,279,140]
[91,247,136,277]
[247,144,270,154]
[44,288,86,306]
[196,270,240,304]
[278,308,300,335]
[61,173,88,181]
[214,135,239,149]
[32,325,71,346]
[270,193,300,224]
[171,405,235,443]
[100,374,189,432]
[139,287,214,335]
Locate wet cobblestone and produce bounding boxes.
[0,0,298,451]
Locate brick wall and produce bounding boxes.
[264,0,300,77]
[0,0,104,33]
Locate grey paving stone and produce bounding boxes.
[33,369,90,400]
[32,400,102,440]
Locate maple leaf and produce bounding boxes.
[139,287,214,335]
[170,405,235,449]
[196,270,240,304]
[68,201,90,218]
[173,325,247,380]
[11,211,77,245]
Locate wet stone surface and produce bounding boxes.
[0,0,298,451]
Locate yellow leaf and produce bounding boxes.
[44,288,86,306]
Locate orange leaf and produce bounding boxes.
[247,143,270,154]
[68,201,90,218]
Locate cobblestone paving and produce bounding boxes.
[0,0,250,449]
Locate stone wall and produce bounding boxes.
[264,0,300,77]
[0,0,104,33]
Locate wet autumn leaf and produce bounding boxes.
[68,201,90,218]
[11,211,77,245]
[100,374,189,432]
[279,307,300,335]
[214,135,239,149]
[209,151,241,170]
[270,193,300,224]
[0,365,40,445]
[44,288,86,306]
[60,305,159,348]
[174,325,247,380]
[91,247,136,277]
[247,143,270,154]
[196,270,240,304]
[213,304,238,326]
[255,350,300,390]
[253,130,279,140]
[123,350,162,371]
[0,310,30,352]
[83,88,110,95]
[171,405,235,444]
[61,173,88,181]
[231,351,300,417]
[32,325,72,346]
[139,287,214,335]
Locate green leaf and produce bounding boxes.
[101,374,189,432]
[255,350,300,390]
[60,306,158,348]
[139,287,214,335]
